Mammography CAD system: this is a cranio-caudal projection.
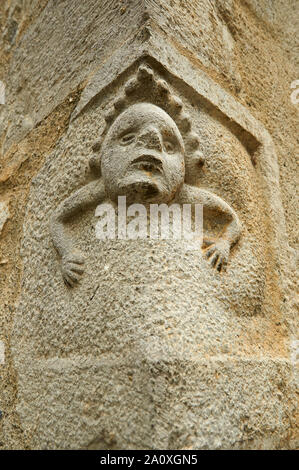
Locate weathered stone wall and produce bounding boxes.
[0,0,298,449]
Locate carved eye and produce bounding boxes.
[120,133,136,145]
[164,140,175,153]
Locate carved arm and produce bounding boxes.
[178,184,242,271]
[50,179,106,286]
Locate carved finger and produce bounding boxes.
[69,256,85,265]
[63,274,74,288]
[66,270,81,283]
[218,257,227,272]
[203,238,215,247]
[221,259,228,272]
[67,263,84,274]
[209,252,219,267]
[216,258,223,272]
[204,245,216,258]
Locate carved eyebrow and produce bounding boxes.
[162,128,181,145]
[118,126,137,137]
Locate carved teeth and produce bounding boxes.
[156,79,170,94]
[194,150,205,165]
[114,97,126,111]
[125,78,139,95]
[89,155,101,175]
[135,162,161,172]
[187,132,200,150]
[92,140,102,152]
[140,163,156,171]
[137,64,154,80]
[132,155,163,173]
[179,113,191,132]
[104,109,115,123]
[171,96,183,111]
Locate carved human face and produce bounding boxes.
[101,103,185,203]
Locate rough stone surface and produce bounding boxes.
[0,0,298,450]
[0,200,9,236]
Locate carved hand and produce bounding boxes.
[61,250,85,287]
[203,238,231,272]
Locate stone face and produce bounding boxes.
[0,0,298,450]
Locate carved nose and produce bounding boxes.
[136,126,163,151]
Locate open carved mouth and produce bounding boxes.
[131,155,163,173]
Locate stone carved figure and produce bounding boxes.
[50,65,242,287]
